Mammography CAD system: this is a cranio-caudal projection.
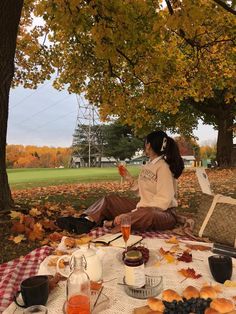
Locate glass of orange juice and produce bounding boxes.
[65,294,90,314]
[121,214,131,251]
[117,163,127,177]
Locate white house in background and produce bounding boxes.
[182,155,195,167]
[71,154,196,168]
[70,156,117,168]
[130,154,196,167]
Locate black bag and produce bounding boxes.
[55,216,95,235]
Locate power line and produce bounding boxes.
[26,109,77,133]
[15,95,70,126]
[10,81,51,109]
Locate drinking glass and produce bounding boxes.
[66,295,90,314]
[121,214,131,251]
[208,255,233,283]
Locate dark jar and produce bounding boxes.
[124,250,145,287]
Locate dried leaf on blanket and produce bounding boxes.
[178,268,202,279]
[165,236,179,244]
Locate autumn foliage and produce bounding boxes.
[6,145,71,168]
[4,168,235,262]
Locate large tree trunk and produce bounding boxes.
[0,0,24,210]
[216,111,234,167]
[189,93,235,168]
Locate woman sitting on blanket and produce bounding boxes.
[56,130,184,234]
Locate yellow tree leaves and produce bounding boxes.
[16,0,235,120]
[6,145,71,168]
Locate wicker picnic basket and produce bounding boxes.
[193,193,236,247]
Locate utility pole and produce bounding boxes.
[70,95,101,168]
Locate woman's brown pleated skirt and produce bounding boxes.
[84,194,177,231]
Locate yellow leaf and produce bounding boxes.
[9,210,22,220]
[29,207,42,217]
[164,253,176,263]
[28,223,44,241]
[9,234,26,244]
[165,236,179,244]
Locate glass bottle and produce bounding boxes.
[66,255,91,314]
[124,250,145,288]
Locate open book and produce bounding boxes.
[92,233,143,248]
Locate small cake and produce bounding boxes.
[147,298,165,312]
[200,286,217,300]
[182,286,200,299]
[210,298,234,313]
[162,289,182,302]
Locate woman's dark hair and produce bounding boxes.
[145,130,184,179]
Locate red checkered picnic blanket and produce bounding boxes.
[0,246,53,313]
[0,229,191,313]
[89,227,192,241]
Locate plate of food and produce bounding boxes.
[57,235,92,252]
[38,254,71,276]
[116,245,160,267]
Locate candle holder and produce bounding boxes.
[123,275,163,299]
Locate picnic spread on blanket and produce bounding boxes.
[2,231,236,314]
[1,169,236,313]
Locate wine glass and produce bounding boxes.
[121,214,131,251]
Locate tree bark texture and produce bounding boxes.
[188,95,235,167]
[0,0,24,210]
[216,111,234,167]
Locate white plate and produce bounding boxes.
[38,255,63,276]
[38,247,114,277]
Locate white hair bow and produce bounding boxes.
[160,137,167,152]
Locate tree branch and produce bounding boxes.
[213,0,236,15]
[187,97,221,116]
[115,48,135,67]
[165,0,174,15]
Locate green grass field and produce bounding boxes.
[7,166,140,190]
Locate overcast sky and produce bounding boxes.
[7,80,218,147]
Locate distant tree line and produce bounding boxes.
[6,123,215,169]
[6,145,71,168]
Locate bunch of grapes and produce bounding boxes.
[122,246,150,264]
[163,297,212,314]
